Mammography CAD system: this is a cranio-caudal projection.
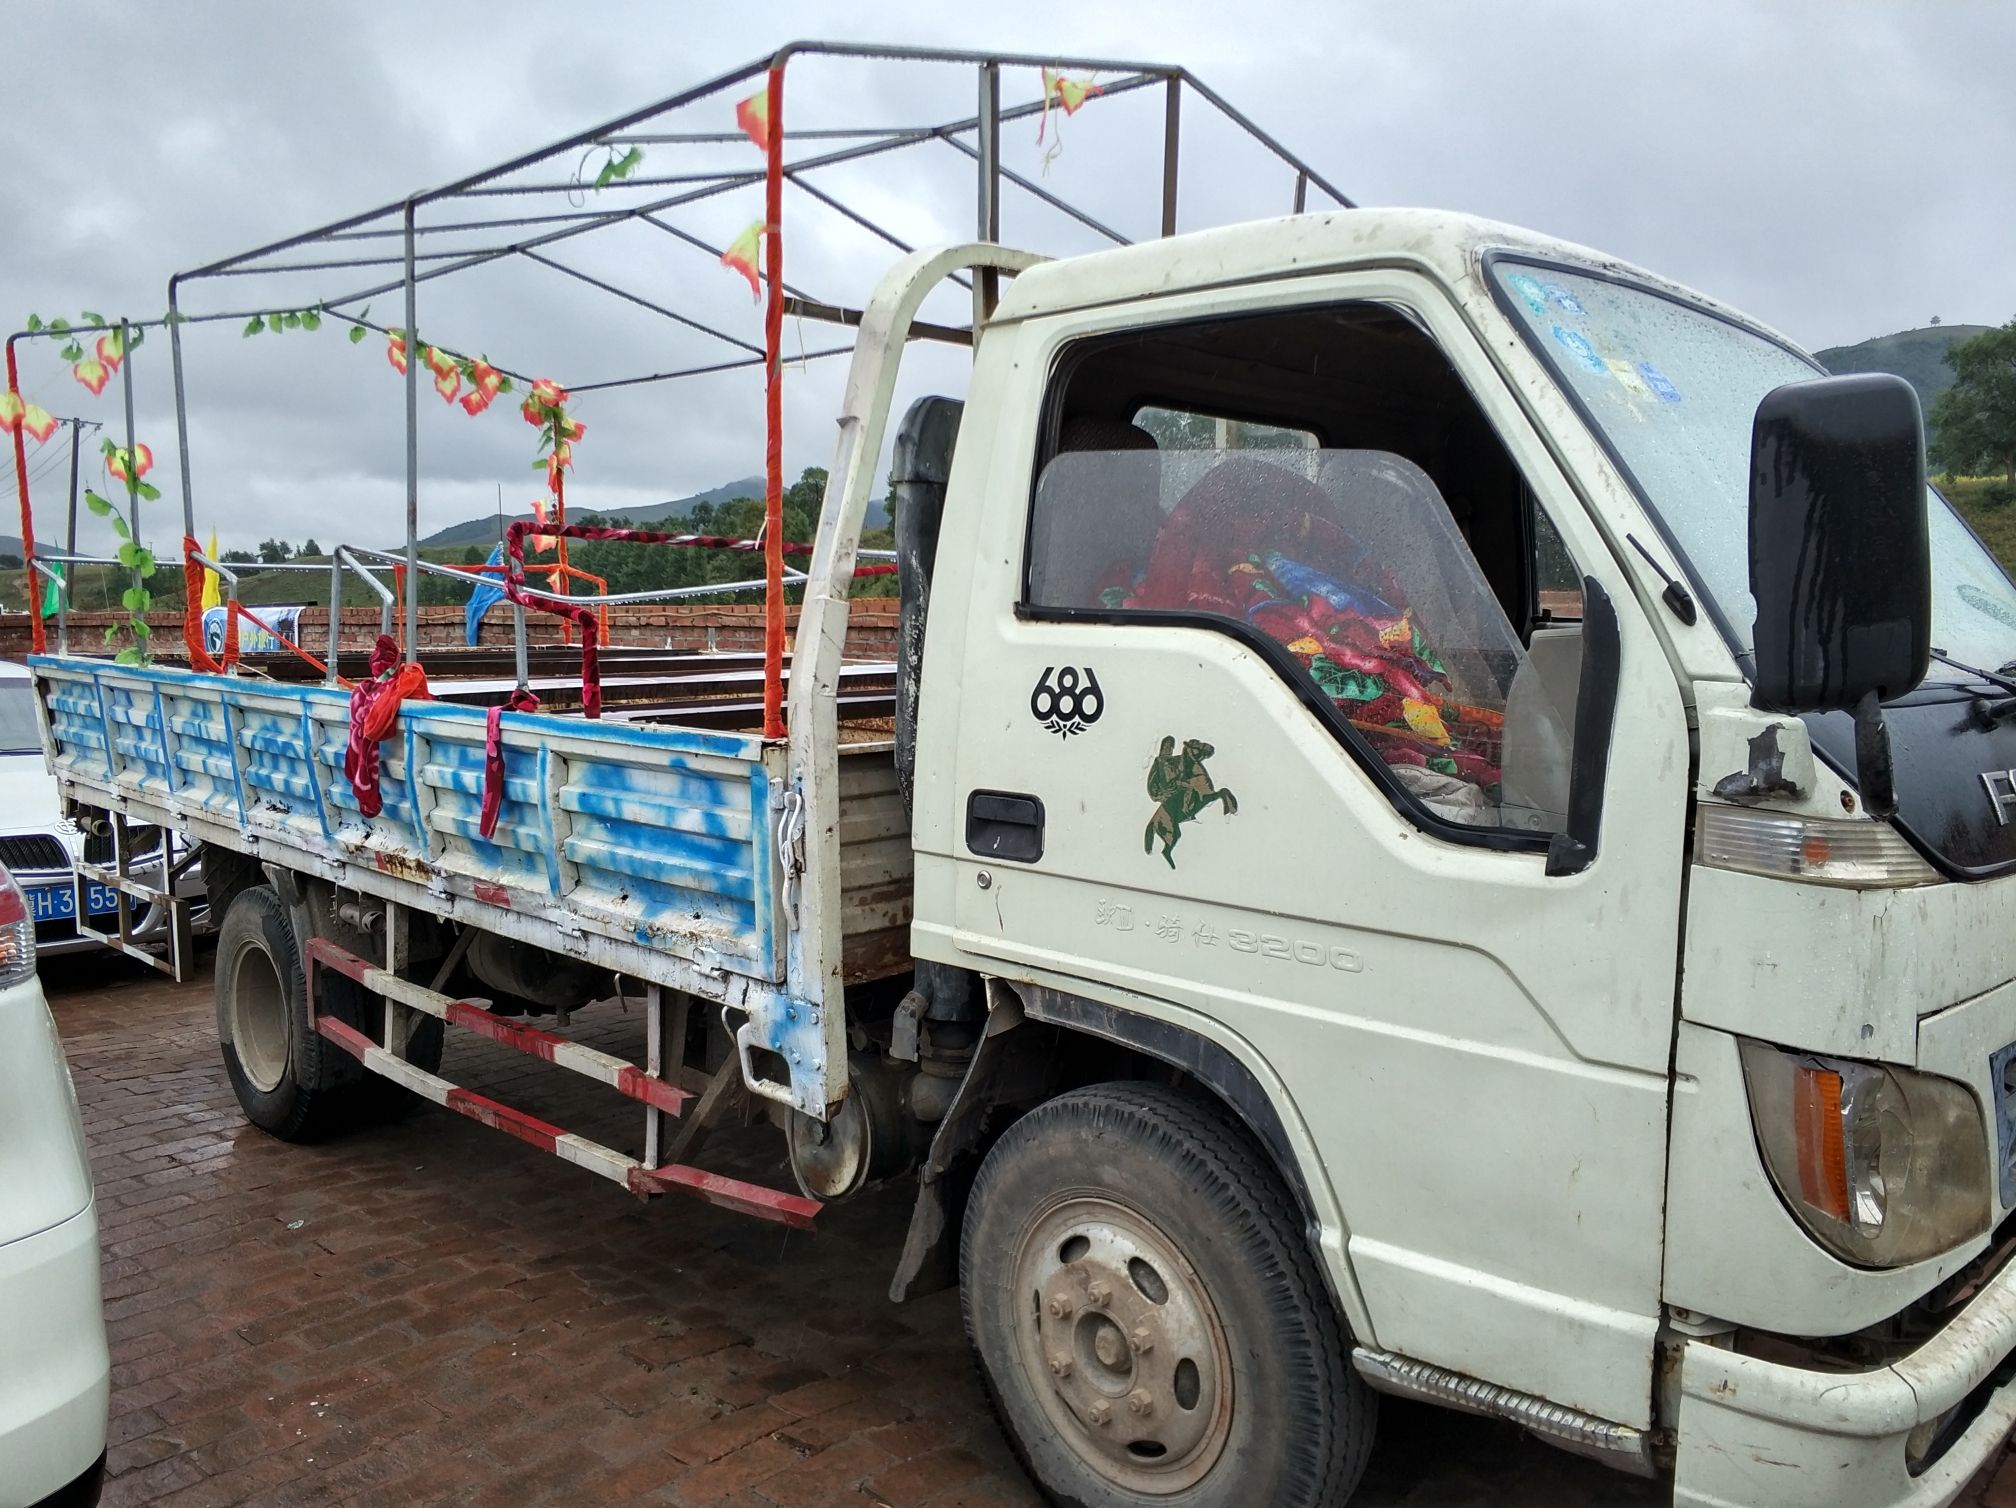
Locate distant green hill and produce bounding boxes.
[417,476,767,550]
[1816,325,1991,438]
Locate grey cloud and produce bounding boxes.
[2,0,2010,559]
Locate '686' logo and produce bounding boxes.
[1030,666,1105,738]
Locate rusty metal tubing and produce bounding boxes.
[167,282,197,543]
[452,170,755,199]
[171,58,775,276]
[939,135,1131,246]
[342,543,802,606]
[401,199,419,656]
[191,248,502,276]
[212,68,1164,325]
[508,571,807,608]
[636,214,814,301]
[317,208,611,242]
[516,251,765,356]
[780,173,973,293]
[563,344,854,396]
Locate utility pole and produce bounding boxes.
[60,418,102,615]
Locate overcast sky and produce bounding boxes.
[2,0,2011,556]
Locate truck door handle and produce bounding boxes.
[966,791,1045,864]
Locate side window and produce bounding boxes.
[1025,303,1584,841]
[1134,405,1317,454]
[1531,505,1586,622]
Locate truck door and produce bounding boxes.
[925,274,1691,1430]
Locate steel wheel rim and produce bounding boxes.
[228,939,289,1093]
[1011,1191,1236,1495]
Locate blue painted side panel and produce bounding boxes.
[29,656,784,983]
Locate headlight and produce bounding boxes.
[1741,1040,1990,1267]
[1697,807,1939,888]
[0,866,35,986]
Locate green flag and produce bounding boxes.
[39,562,65,616]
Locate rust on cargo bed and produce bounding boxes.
[364,848,434,885]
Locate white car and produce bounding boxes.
[0,663,195,959]
[0,862,108,1507]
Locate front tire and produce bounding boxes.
[961,1082,1373,1508]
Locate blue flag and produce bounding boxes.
[465,543,507,645]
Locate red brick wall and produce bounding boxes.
[0,600,899,662]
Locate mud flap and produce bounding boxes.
[890,985,1054,1301]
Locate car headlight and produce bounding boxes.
[0,866,36,986]
[1741,1040,1990,1268]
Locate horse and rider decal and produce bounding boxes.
[1144,736,1238,868]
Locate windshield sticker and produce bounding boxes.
[1506,273,1549,316]
[1551,325,1608,375]
[1636,361,1683,403]
[1605,359,1651,399]
[1145,736,1238,868]
[1958,583,2016,632]
[1541,282,1586,315]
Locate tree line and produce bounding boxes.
[1932,319,2016,501]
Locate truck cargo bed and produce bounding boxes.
[30,652,911,996]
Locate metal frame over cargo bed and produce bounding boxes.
[14,42,1340,1144]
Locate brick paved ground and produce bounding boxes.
[42,948,2016,1507]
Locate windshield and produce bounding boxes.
[1493,261,2016,679]
[0,681,39,752]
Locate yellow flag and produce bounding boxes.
[200,529,222,609]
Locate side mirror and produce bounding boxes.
[1748,373,1930,815]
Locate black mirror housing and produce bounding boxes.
[1748,373,1930,714]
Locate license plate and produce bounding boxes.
[25,883,122,923]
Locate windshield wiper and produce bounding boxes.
[1930,648,2016,698]
[1918,650,2016,727]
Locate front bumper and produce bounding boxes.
[1674,1244,2016,1508]
[0,1206,110,1508]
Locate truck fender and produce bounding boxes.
[891,977,1376,1349]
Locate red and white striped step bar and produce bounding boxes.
[304,936,820,1229]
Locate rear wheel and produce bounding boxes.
[216,885,351,1140]
[214,885,442,1139]
[961,1082,1373,1508]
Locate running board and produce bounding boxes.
[1351,1348,1657,1477]
[304,937,820,1229]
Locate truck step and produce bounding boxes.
[306,937,694,1116]
[303,937,819,1229]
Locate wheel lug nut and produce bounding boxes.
[1126,1389,1154,1418]
[1130,1326,1154,1354]
[1048,1353,1072,1378]
[1048,1293,1074,1319]
[1087,1399,1112,1426]
[1086,1280,1112,1308]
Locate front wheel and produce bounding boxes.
[961,1082,1373,1508]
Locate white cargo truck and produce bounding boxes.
[20,43,2016,1508]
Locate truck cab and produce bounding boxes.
[889,208,2016,1507]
